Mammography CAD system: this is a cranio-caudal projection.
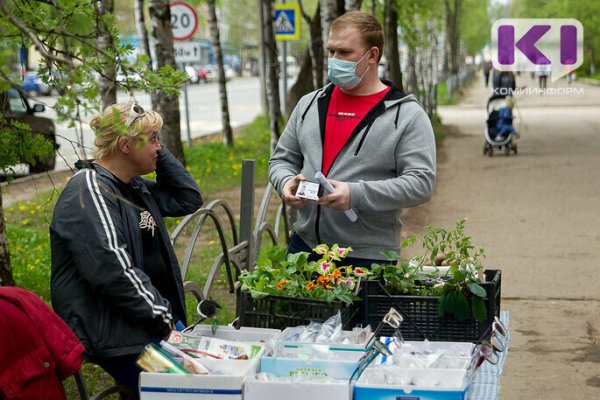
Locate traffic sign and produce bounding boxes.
[274,4,300,41]
[174,41,201,63]
[170,1,198,41]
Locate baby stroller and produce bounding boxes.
[483,94,518,156]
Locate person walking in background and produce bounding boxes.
[537,63,550,92]
[483,60,493,87]
[269,11,436,268]
[50,102,203,398]
[492,69,516,95]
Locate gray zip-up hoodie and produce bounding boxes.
[269,82,436,260]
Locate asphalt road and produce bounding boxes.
[404,74,600,399]
[28,77,264,171]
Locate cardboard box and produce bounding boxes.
[244,378,351,400]
[353,383,470,400]
[260,348,363,380]
[139,373,245,400]
[140,326,278,399]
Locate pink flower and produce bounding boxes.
[318,260,332,275]
[344,279,356,289]
[313,244,329,255]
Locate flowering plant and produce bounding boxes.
[239,244,369,304]
[371,219,489,321]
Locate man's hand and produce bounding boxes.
[282,174,310,209]
[317,178,351,211]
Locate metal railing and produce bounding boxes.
[170,159,291,302]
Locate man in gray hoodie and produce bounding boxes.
[269,11,436,268]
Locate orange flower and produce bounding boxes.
[317,275,331,286]
[305,281,316,291]
[331,269,342,279]
[277,280,289,290]
[325,285,333,289]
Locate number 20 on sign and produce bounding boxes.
[169,1,198,41]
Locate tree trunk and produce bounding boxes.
[320,0,342,86]
[370,0,376,15]
[148,0,185,163]
[0,189,15,286]
[287,50,314,117]
[96,0,116,110]
[407,43,418,94]
[135,0,153,71]
[296,0,322,92]
[384,0,403,91]
[257,0,268,115]
[262,0,281,154]
[445,0,462,75]
[207,0,233,147]
[344,0,362,11]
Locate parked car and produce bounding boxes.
[184,65,200,84]
[1,88,57,173]
[22,72,52,96]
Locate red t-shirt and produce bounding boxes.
[323,86,391,175]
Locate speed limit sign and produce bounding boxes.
[170,1,198,41]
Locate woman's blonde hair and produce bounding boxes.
[90,102,163,159]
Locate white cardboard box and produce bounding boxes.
[139,353,262,400]
[244,378,351,400]
[140,326,278,399]
[260,348,363,380]
[140,373,246,400]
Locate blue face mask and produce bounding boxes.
[327,50,371,90]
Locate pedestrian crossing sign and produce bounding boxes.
[274,4,300,41]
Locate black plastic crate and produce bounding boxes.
[236,290,361,330]
[361,269,501,341]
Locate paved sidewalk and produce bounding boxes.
[406,73,600,399]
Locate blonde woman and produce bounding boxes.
[50,102,202,397]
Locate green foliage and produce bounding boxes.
[240,244,370,304]
[184,115,271,193]
[370,219,488,321]
[0,121,54,173]
[460,0,491,56]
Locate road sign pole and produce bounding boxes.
[281,0,288,115]
[183,76,192,147]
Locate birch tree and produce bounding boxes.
[207,0,234,146]
[262,0,282,152]
[148,0,185,162]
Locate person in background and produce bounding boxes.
[50,102,203,398]
[0,286,84,400]
[269,11,436,268]
[483,60,493,88]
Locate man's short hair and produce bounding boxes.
[330,11,384,62]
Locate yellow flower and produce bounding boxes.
[305,281,316,291]
[19,205,27,212]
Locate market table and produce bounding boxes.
[467,311,510,400]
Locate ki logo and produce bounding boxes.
[491,19,583,82]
